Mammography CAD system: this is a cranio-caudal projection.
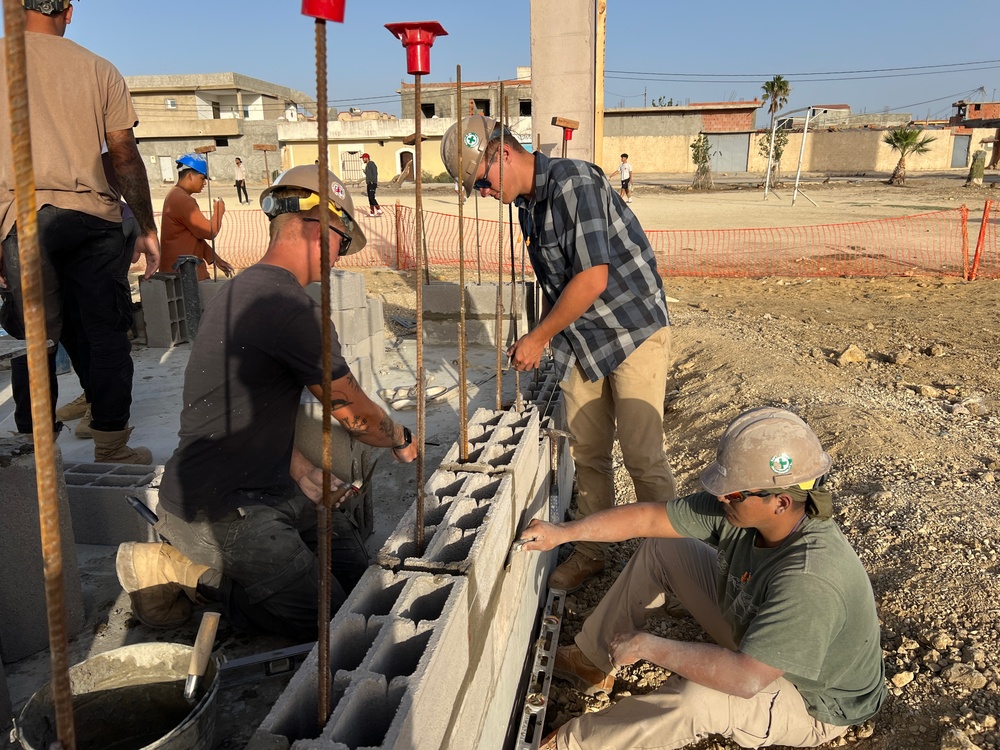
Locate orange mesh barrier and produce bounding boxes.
[131,203,1000,280]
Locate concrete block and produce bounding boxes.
[347,356,373,394]
[421,283,461,315]
[366,297,385,338]
[139,273,188,348]
[304,270,367,311]
[331,307,370,346]
[340,337,373,364]
[63,463,162,545]
[253,569,469,750]
[198,278,229,311]
[369,332,385,372]
[0,439,84,662]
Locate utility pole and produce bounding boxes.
[644,86,647,107]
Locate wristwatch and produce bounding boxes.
[393,426,412,450]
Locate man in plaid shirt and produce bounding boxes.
[442,116,677,592]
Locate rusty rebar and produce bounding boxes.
[495,81,505,411]
[313,17,334,728]
[456,66,469,461]
[414,72,426,555]
[3,1,75,747]
[504,96,522,412]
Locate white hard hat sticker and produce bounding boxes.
[464,132,480,149]
[770,454,793,475]
[332,183,346,200]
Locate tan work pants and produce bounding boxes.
[562,326,677,561]
[562,538,847,749]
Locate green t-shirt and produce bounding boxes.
[666,491,887,726]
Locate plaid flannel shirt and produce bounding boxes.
[517,151,669,382]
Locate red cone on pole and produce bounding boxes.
[385,21,448,75]
[302,0,346,23]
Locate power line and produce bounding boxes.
[606,64,1000,85]
[606,59,1000,80]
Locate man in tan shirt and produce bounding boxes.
[0,0,159,463]
[159,153,234,281]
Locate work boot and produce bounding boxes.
[116,542,209,628]
[539,730,559,750]
[92,426,152,464]
[554,644,615,696]
[548,550,605,592]
[55,392,89,421]
[74,406,93,440]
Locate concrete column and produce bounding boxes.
[530,0,597,160]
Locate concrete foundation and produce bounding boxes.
[0,439,85,663]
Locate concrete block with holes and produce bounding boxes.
[62,462,161,545]
[139,274,188,348]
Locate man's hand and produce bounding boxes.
[214,198,226,218]
[135,231,160,279]
[215,257,236,278]
[506,330,549,372]
[290,447,346,505]
[518,518,565,552]
[392,440,417,463]
[609,630,650,669]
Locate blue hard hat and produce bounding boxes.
[176,153,209,177]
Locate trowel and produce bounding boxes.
[184,610,221,704]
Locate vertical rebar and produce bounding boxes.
[495,82,505,411]
[970,199,992,281]
[414,73,426,555]
[505,96,522,412]
[2,2,75,747]
[456,66,469,461]
[474,188,482,284]
[313,17,334,728]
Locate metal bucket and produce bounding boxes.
[14,642,218,750]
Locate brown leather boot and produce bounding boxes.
[548,550,605,592]
[55,392,89,421]
[116,542,209,628]
[92,426,152,464]
[554,644,615,696]
[74,406,93,440]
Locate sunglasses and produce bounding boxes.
[302,217,352,254]
[473,148,500,191]
[722,488,786,503]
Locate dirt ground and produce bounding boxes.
[357,176,1000,750]
[4,175,998,749]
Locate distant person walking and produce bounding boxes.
[234,157,250,205]
[362,153,382,217]
[608,153,633,203]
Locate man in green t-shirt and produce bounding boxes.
[520,407,886,750]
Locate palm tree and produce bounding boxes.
[883,127,937,185]
[761,75,791,182]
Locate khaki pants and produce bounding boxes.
[562,538,847,750]
[562,326,677,560]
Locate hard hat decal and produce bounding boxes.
[332,183,346,200]
[770,454,793,475]
[464,132,480,149]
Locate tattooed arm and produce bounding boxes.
[307,373,416,462]
[106,128,160,278]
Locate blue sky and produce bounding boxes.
[67,1,1000,122]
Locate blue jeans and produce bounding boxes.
[2,206,133,433]
[156,491,370,641]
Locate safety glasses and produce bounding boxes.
[302,217,352,254]
[722,488,786,503]
[473,148,499,191]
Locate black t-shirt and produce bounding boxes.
[159,265,349,521]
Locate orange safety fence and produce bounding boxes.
[131,201,1000,280]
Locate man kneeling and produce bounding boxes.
[520,407,886,750]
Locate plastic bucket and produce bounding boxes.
[14,642,218,750]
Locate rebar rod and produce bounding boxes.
[495,82,505,411]
[313,17,334,728]
[414,73,426,555]
[456,66,469,461]
[2,2,75,746]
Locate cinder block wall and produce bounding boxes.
[250,368,571,750]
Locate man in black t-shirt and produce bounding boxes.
[115,166,416,639]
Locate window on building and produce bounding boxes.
[474,99,491,116]
[421,103,436,118]
[215,138,229,148]
[519,99,532,117]
[164,98,177,110]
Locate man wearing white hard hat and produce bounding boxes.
[116,166,416,639]
[520,408,886,750]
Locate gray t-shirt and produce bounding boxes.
[666,491,887,726]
